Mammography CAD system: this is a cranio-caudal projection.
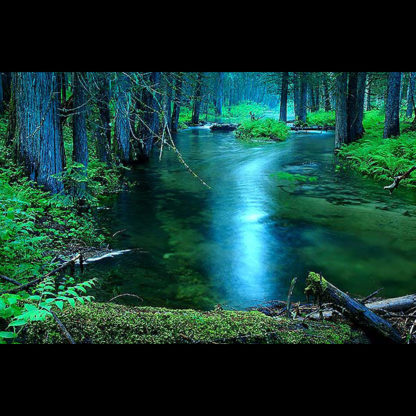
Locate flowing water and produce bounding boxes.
[86,124,416,310]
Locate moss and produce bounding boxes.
[305,272,328,300]
[24,301,366,344]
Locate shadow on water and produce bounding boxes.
[85,125,416,310]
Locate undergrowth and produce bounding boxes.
[338,110,416,188]
[236,118,290,142]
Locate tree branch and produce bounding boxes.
[384,166,416,194]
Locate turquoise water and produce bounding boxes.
[86,125,416,310]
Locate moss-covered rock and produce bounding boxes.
[24,302,367,344]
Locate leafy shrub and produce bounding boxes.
[338,110,416,187]
[0,276,96,343]
[306,110,336,127]
[179,101,272,126]
[236,118,290,142]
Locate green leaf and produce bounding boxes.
[0,331,17,339]
[8,320,27,327]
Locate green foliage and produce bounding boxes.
[0,276,96,343]
[270,172,318,183]
[338,110,416,187]
[221,102,270,123]
[0,166,104,286]
[25,302,362,344]
[306,110,336,127]
[179,101,272,126]
[236,118,290,142]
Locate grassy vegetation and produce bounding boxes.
[306,110,336,127]
[179,101,273,127]
[236,118,290,142]
[338,110,416,188]
[25,302,365,344]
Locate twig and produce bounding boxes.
[362,288,384,304]
[286,277,298,319]
[384,166,416,194]
[1,254,82,295]
[0,275,22,287]
[109,294,144,304]
[408,319,416,344]
[50,310,76,344]
[112,229,127,238]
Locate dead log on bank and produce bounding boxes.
[366,294,416,313]
[305,272,403,343]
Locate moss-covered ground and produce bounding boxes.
[24,301,368,344]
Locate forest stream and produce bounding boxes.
[84,123,416,311]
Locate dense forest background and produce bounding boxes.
[1,72,414,196]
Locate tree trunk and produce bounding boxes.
[356,72,367,138]
[347,72,366,143]
[192,72,203,125]
[384,72,402,139]
[164,73,173,131]
[95,73,112,164]
[0,73,4,114]
[215,72,224,116]
[323,75,331,111]
[114,72,132,163]
[293,74,300,119]
[298,73,307,122]
[335,72,348,149]
[6,73,16,147]
[406,72,415,118]
[72,72,89,195]
[279,72,289,122]
[171,72,184,133]
[15,72,65,194]
[2,72,12,104]
[140,71,161,159]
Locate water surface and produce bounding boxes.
[87,125,416,309]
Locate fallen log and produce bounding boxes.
[210,123,239,132]
[305,272,403,343]
[366,294,416,313]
